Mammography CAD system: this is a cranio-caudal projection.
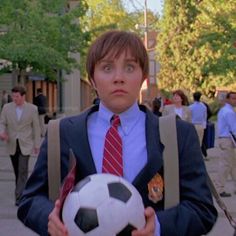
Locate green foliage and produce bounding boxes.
[156,0,236,98]
[0,0,90,81]
[78,0,159,78]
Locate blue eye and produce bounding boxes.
[103,65,112,72]
[126,64,134,72]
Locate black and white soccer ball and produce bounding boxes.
[62,173,146,236]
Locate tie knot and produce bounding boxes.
[112,115,120,127]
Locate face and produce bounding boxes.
[12,92,25,106]
[227,93,236,107]
[91,51,145,114]
[172,93,182,104]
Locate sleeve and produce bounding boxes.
[17,120,71,235]
[32,106,41,148]
[17,138,54,235]
[225,111,236,134]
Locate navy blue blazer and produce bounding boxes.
[17,105,217,236]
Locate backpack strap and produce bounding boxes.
[47,119,61,201]
[159,114,180,209]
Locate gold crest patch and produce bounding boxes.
[148,173,164,203]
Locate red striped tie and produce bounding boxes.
[102,115,123,176]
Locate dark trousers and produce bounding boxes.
[10,140,29,201]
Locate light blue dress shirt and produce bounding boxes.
[218,103,236,137]
[189,102,207,128]
[87,101,160,235]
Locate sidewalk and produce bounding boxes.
[0,140,235,236]
[204,142,236,235]
[0,141,37,236]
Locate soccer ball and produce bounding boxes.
[62,173,146,236]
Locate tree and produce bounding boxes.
[78,0,159,77]
[82,0,159,40]
[0,0,90,83]
[194,0,236,95]
[156,0,236,97]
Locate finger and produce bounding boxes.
[132,207,155,236]
[48,200,68,236]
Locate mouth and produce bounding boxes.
[112,89,127,95]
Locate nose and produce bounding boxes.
[113,69,124,84]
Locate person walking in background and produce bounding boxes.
[201,101,214,159]
[189,91,207,146]
[33,88,47,137]
[216,91,236,198]
[152,90,164,116]
[152,97,162,116]
[162,89,192,122]
[17,30,216,236]
[1,90,12,110]
[0,85,41,206]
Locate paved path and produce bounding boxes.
[205,144,236,235]
[0,142,37,236]
[0,140,235,235]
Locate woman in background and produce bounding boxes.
[162,89,191,122]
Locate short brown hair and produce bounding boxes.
[86,30,149,82]
[12,85,26,96]
[226,91,236,99]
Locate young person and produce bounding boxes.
[17,30,217,236]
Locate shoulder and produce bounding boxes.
[163,104,174,111]
[183,105,191,112]
[60,105,97,126]
[176,118,196,143]
[165,104,174,108]
[26,103,38,111]
[200,102,207,110]
[1,102,13,111]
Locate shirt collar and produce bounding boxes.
[14,101,26,108]
[98,102,142,135]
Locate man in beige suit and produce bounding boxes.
[0,85,41,206]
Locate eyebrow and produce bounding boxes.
[98,58,137,64]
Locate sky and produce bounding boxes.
[124,0,164,15]
[147,0,163,15]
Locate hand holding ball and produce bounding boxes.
[62,174,146,236]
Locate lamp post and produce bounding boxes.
[135,0,158,103]
[144,0,148,50]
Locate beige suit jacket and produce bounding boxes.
[162,104,192,122]
[0,102,41,155]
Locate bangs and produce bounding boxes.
[86,30,149,81]
[96,35,142,62]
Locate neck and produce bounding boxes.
[175,103,182,108]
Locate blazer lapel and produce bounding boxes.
[9,103,19,124]
[67,106,99,177]
[67,106,163,188]
[132,107,163,192]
